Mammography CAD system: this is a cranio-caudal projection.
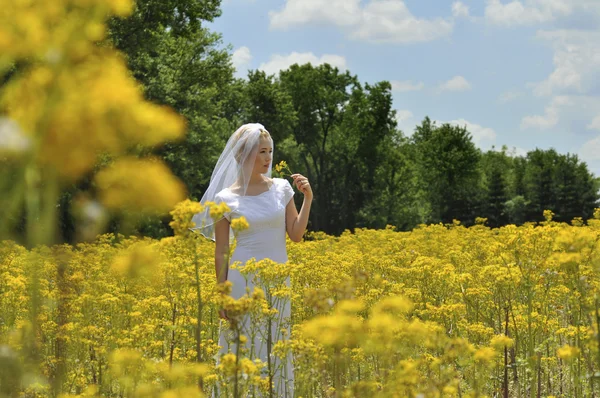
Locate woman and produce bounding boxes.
[191,123,312,397]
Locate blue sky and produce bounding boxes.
[210,0,600,177]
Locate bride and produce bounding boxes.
[191,123,313,397]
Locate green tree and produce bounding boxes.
[241,70,298,176]
[57,0,237,240]
[573,161,600,221]
[326,80,399,231]
[480,148,512,227]
[511,155,527,197]
[521,148,599,223]
[523,148,556,221]
[486,166,509,227]
[360,132,424,230]
[243,70,297,144]
[504,195,528,225]
[278,63,359,233]
[108,0,222,62]
[412,118,482,224]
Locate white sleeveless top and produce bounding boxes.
[215,178,294,264]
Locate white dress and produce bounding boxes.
[215,177,294,397]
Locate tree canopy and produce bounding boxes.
[45,0,600,240]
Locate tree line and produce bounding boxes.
[11,0,598,241]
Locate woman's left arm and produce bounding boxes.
[285,174,313,242]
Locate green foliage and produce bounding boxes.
[411,118,483,225]
[47,0,600,239]
[522,149,599,223]
[504,195,528,225]
[57,0,234,240]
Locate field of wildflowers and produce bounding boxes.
[1,207,600,397]
[2,0,600,396]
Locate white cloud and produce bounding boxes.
[520,95,573,130]
[452,1,470,18]
[396,109,414,122]
[351,1,454,44]
[498,90,525,103]
[222,0,257,4]
[444,119,497,147]
[493,145,529,157]
[484,0,572,26]
[232,46,252,77]
[258,52,347,76]
[391,80,424,92]
[269,0,361,29]
[588,115,600,131]
[439,76,472,92]
[531,30,600,97]
[522,29,600,131]
[520,112,558,130]
[395,109,416,135]
[269,0,454,44]
[511,146,529,157]
[484,0,600,27]
[580,135,600,161]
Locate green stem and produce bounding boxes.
[234,325,241,398]
[195,249,204,390]
[25,164,41,248]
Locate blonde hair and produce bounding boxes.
[233,126,271,163]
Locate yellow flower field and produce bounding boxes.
[2,0,600,396]
[1,207,600,397]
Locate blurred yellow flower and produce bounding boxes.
[95,157,186,215]
[474,346,496,364]
[110,241,163,280]
[490,334,515,350]
[557,344,580,362]
[2,54,185,180]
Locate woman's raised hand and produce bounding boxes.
[291,173,313,201]
[218,308,229,321]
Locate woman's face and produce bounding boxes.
[253,136,273,174]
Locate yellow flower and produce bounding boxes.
[231,217,250,232]
[207,201,231,221]
[217,353,238,376]
[110,242,163,280]
[169,199,204,236]
[557,344,580,362]
[544,209,555,222]
[490,334,515,350]
[3,48,185,180]
[95,157,186,215]
[571,217,584,227]
[474,346,497,364]
[106,0,134,17]
[251,287,266,301]
[475,217,488,225]
[273,160,292,178]
[371,296,413,318]
[160,387,203,398]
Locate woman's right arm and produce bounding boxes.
[214,217,230,284]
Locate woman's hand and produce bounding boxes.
[291,173,313,201]
[219,308,229,321]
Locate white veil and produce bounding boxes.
[190,123,273,241]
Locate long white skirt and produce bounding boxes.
[214,255,294,397]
